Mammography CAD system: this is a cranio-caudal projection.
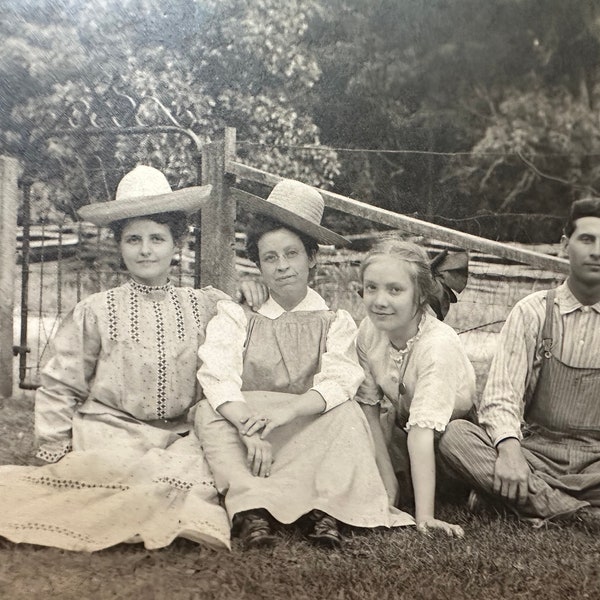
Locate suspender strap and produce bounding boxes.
[541,288,556,358]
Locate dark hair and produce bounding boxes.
[109,211,189,246]
[359,239,437,310]
[564,197,600,237]
[245,215,319,266]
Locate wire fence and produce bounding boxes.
[16,221,566,394]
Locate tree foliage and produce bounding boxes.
[316,0,600,237]
[2,0,600,239]
[1,0,340,219]
[449,88,600,214]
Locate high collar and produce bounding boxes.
[127,278,173,297]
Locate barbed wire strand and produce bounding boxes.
[237,140,600,158]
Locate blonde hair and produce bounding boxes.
[359,240,437,309]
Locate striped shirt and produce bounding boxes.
[478,281,600,445]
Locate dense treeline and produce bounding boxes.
[2,0,600,240]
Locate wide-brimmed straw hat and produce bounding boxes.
[78,165,212,226]
[232,179,349,246]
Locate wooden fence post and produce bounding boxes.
[200,129,238,296]
[0,156,20,398]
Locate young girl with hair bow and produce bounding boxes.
[356,240,475,537]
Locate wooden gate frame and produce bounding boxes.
[6,123,571,396]
[207,126,569,298]
[15,92,215,390]
[0,156,20,398]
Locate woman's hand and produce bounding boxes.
[239,432,273,477]
[240,414,272,437]
[416,518,464,538]
[237,280,269,311]
[239,403,298,438]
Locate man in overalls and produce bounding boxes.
[439,197,600,525]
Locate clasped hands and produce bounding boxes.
[237,401,298,479]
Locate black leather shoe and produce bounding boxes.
[306,510,343,549]
[235,510,277,549]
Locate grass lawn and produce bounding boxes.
[2,247,589,599]
[1,393,599,600]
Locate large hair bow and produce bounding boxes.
[429,249,469,321]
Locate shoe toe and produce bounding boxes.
[245,530,277,549]
[307,531,342,549]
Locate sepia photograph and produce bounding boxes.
[0,1,599,598]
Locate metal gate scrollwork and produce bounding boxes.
[16,89,206,389]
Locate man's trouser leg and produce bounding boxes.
[439,420,587,519]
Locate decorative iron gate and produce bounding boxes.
[16,90,208,389]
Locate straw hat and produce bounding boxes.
[232,179,349,246]
[78,165,212,226]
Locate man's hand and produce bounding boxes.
[494,438,532,505]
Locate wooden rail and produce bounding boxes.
[0,156,19,397]
[9,128,571,389]
[227,160,570,275]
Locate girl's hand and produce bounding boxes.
[239,432,273,477]
[417,518,464,538]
